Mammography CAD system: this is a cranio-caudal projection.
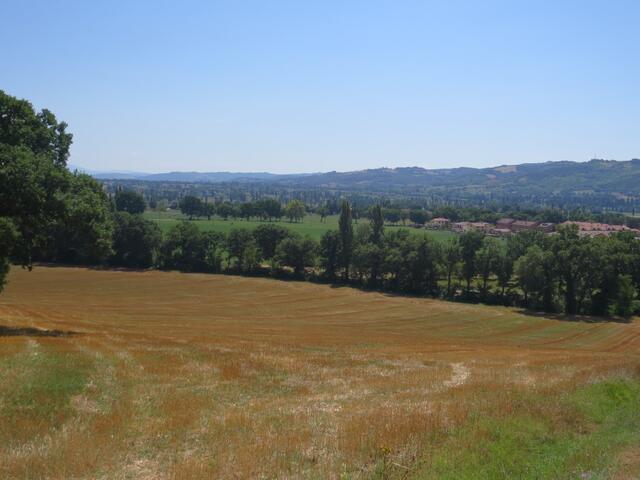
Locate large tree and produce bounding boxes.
[611,275,638,319]
[514,245,546,307]
[369,205,385,245]
[114,189,146,214]
[442,238,461,297]
[338,200,353,281]
[160,221,216,272]
[319,230,340,281]
[48,173,114,264]
[459,230,485,292]
[0,90,112,289]
[256,198,282,221]
[201,202,216,220]
[284,200,306,223]
[253,224,291,260]
[111,212,162,268]
[0,219,17,291]
[404,235,440,294]
[494,245,514,299]
[475,237,500,297]
[179,196,203,219]
[550,225,582,315]
[363,205,385,287]
[227,228,259,272]
[409,209,430,226]
[275,234,317,276]
[0,90,72,167]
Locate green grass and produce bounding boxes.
[0,346,93,442]
[144,210,457,242]
[410,379,640,480]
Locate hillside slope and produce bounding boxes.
[1,267,639,478]
[92,159,640,197]
[276,159,640,195]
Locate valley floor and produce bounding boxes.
[1,267,639,479]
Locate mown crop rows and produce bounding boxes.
[0,267,639,479]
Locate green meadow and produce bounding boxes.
[144,210,457,242]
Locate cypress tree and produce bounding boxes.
[338,200,353,281]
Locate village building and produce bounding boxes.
[429,217,450,229]
[560,221,637,237]
[452,221,492,233]
[490,228,512,237]
[452,222,472,232]
[539,222,556,233]
[496,218,516,230]
[511,220,540,232]
[470,222,492,233]
[561,221,628,232]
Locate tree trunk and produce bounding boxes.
[565,276,577,315]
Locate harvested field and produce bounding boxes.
[1,266,639,479]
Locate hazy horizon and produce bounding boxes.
[72,157,640,177]
[4,1,639,173]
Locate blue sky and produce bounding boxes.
[2,1,638,173]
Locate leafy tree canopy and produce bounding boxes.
[115,189,146,214]
[0,90,113,291]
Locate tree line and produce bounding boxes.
[131,189,640,232]
[103,172,640,223]
[178,195,306,223]
[164,193,640,229]
[105,200,640,319]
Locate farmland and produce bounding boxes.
[1,267,640,479]
[143,210,457,242]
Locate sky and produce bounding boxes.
[1,1,639,174]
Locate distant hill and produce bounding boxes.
[69,165,149,180]
[274,160,640,195]
[87,170,307,183]
[86,159,640,198]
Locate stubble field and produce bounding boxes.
[1,267,639,479]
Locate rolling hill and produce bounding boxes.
[89,159,640,206]
[87,159,640,194]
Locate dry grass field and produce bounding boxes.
[1,267,640,479]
